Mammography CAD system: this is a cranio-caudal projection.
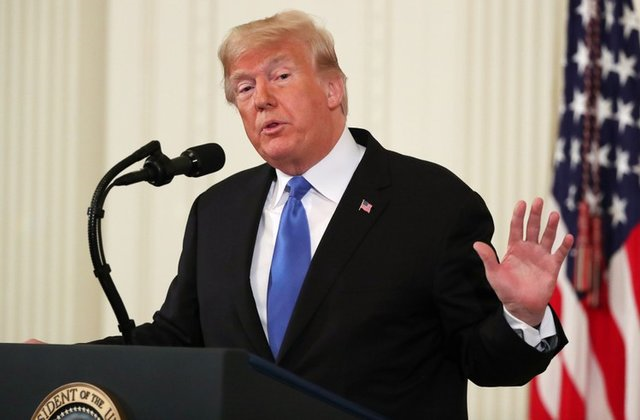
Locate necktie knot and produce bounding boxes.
[286,176,312,200]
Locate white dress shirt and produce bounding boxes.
[249,125,556,348]
[250,126,365,339]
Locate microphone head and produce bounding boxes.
[182,143,226,177]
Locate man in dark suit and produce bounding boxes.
[95,10,574,418]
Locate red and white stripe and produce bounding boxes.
[530,198,640,420]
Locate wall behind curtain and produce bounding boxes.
[3,0,604,418]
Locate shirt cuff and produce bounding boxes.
[503,306,557,348]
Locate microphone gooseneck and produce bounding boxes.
[87,140,225,344]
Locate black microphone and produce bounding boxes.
[113,143,225,187]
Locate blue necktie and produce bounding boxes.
[267,176,312,358]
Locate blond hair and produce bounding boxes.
[218,10,348,115]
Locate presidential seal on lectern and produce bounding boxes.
[32,382,122,420]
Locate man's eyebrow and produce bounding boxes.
[229,71,250,85]
[266,55,291,69]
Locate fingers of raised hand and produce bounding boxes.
[540,211,560,252]
[525,197,544,243]
[508,200,527,245]
[510,198,575,263]
[553,233,575,263]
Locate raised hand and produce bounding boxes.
[473,198,574,326]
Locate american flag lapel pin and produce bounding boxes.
[358,199,373,214]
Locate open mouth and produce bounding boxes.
[262,121,285,134]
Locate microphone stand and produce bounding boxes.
[87,140,161,344]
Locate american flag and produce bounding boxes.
[359,199,373,214]
[530,0,640,419]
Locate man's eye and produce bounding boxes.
[237,85,253,94]
[277,73,290,80]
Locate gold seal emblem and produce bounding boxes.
[32,382,123,420]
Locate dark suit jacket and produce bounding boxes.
[99,128,566,418]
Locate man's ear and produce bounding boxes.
[325,76,344,110]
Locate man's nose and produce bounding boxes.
[254,79,276,110]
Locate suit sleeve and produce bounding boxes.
[433,190,567,386]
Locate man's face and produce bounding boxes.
[228,40,344,175]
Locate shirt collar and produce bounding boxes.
[271,126,365,206]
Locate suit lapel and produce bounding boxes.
[277,129,392,361]
[227,164,275,359]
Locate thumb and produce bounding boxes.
[473,241,499,274]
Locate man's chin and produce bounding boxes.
[259,143,296,165]
[264,155,305,175]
